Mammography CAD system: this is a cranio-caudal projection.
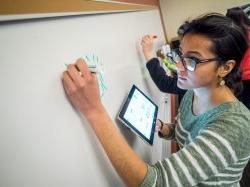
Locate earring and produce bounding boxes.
[218,74,225,86]
[220,79,225,86]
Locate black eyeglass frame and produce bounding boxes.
[169,49,222,72]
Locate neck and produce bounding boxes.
[192,85,237,115]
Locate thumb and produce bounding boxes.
[155,119,163,132]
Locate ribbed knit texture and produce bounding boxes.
[141,90,250,187]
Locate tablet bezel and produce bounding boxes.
[118,85,158,145]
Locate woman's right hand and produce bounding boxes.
[141,35,157,61]
[62,58,105,122]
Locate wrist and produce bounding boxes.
[81,104,106,123]
[145,54,154,62]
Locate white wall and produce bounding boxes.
[159,0,250,40]
[0,10,170,187]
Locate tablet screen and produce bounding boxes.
[118,85,158,145]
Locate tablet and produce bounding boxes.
[118,85,158,145]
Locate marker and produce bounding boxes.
[64,64,98,74]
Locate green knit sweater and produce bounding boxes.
[141,90,250,187]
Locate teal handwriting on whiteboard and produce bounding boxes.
[85,54,107,98]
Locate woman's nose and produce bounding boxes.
[176,61,186,72]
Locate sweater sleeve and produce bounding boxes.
[140,107,250,187]
[146,58,186,95]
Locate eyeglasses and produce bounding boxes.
[167,50,221,71]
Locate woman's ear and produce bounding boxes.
[218,60,236,78]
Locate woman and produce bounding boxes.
[62,13,250,186]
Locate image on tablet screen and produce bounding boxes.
[123,89,156,139]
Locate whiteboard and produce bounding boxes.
[0,10,170,187]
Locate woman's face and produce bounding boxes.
[177,33,219,90]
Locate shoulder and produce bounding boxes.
[207,102,250,130]
[216,102,250,124]
[204,102,250,157]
